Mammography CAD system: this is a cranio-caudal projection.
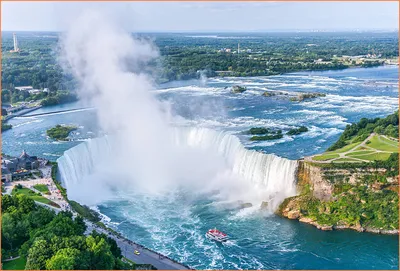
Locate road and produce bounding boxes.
[3,164,191,270]
[85,222,190,270]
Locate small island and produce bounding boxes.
[1,121,12,132]
[287,126,308,135]
[246,127,283,141]
[261,90,326,102]
[46,124,77,141]
[231,85,247,93]
[246,126,309,141]
[289,92,326,102]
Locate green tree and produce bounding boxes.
[15,194,36,213]
[45,248,81,270]
[373,125,384,134]
[2,212,30,250]
[86,236,115,270]
[91,231,122,258]
[25,239,53,270]
[384,124,398,138]
[1,194,15,212]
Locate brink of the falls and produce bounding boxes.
[57,127,298,211]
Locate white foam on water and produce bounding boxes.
[58,127,298,211]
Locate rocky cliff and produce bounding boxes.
[277,160,399,234]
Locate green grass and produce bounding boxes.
[312,153,340,161]
[69,200,100,223]
[12,187,35,196]
[367,135,398,152]
[329,142,360,154]
[313,134,397,164]
[347,150,376,157]
[354,146,371,151]
[12,187,60,208]
[2,257,27,270]
[350,152,391,161]
[33,184,49,193]
[332,158,361,163]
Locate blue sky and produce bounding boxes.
[2,2,398,32]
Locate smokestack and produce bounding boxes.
[13,33,19,52]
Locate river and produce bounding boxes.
[2,66,399,269]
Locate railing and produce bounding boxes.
[98,224,193,270]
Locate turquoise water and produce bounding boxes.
[2,66,399,269]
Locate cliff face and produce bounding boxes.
[277,161,399,234]
[297,161,333,201]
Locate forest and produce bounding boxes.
[1,31,398,92]
[1,194,134,270]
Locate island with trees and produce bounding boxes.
[46,125,77,141]
[245,126,309,141]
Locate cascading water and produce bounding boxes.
[57,127,298,210]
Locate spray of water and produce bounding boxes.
[59,9,297,210]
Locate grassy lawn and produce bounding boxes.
[367,135,398,152]
[347,150,376,157]
[2,257,26,270]
[33,184,50,194]
[332,158,360,163]
[12,187,60,208]
[329,142,360,154]
[312,153,340,161]
[380,135,399,146]
[12,187,35,196]
[350,152,391,161]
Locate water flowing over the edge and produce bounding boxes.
[57,127,298,210]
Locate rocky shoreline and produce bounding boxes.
[276,160,399,235]
[279,208,399,235]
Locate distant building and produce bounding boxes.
[18,150,39,170]
[14,86,46,94]
[6,105,26,114]
[2,150,39,181]
[1,165,12,182]
[15,86,34,91]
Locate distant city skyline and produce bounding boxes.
[2,2,398,32]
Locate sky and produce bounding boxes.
[1,1,399,32]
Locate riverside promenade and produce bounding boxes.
[45,164,191,270]
[85,221,191,270]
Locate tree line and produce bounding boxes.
[1,194,134,270]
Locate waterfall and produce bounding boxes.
[57,127,298,210]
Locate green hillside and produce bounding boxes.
[311,111,398,163]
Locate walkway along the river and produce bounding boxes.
[47,164,191,270]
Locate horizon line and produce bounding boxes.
[1,29,399,33]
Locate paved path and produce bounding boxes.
[3,164,190,270]
[307,133,395,164]
[85,222,190,270]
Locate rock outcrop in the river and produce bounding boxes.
[231,85,247,93]
[276,160,399,234]
[289,92,326,102]
[261,90,326,101]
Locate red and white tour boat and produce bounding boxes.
[206,228,229,242]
